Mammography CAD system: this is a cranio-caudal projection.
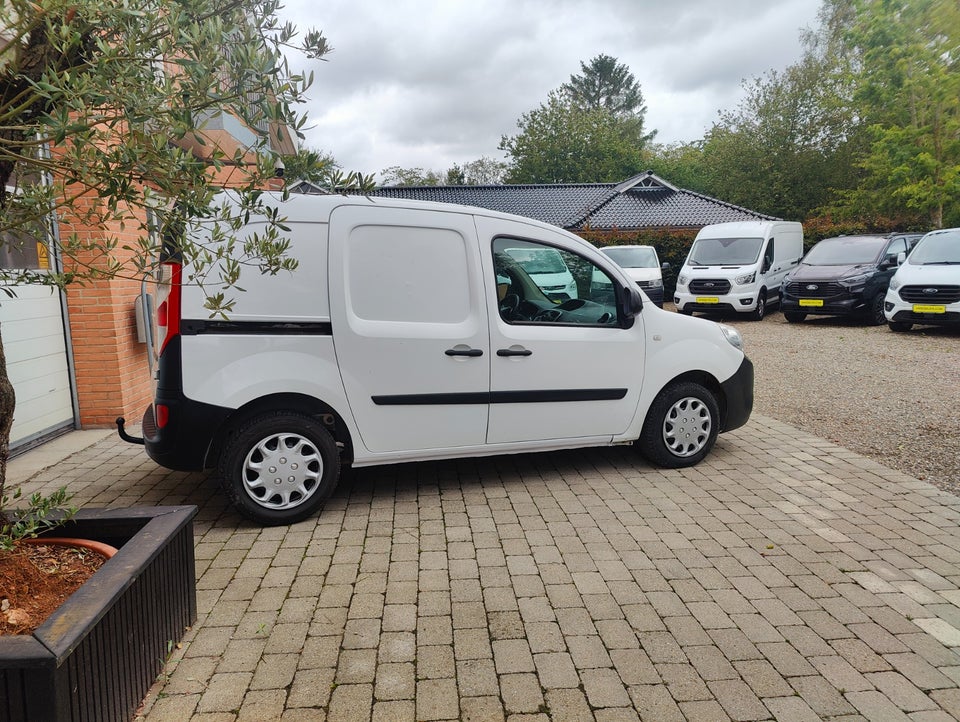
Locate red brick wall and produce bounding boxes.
[61,205,152,428]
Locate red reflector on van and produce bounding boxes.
[155,404,169,429]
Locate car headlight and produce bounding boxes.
[677,274,688,286]
[648,278,663,289]
[719,324,743,351]
[889,275,902,290]
[840,273,871,287]
[734,271,756,285]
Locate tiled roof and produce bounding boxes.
[351,171,779,230]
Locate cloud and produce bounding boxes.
[281,0,821,176]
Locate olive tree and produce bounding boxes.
[0,0,371,502]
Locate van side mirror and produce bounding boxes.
[661,261,671,270]
[761,259,771,274]
[897,251,906,264]
[622,287,643,317]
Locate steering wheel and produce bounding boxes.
[499,293,520,321]
[533,308,563,322]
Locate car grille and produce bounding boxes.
[898,285,960,304]
[636,280,657,289]
[689,279,731,294]
[785,281,844,298]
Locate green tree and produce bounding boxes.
[564,54,642,117]
[380,166,443,186]
[459,156,508,185]
[500,90,647,184]
[0,0,372,501]
[837,0,960,227]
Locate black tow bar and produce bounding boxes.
[115,417,145,445]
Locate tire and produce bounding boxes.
[749,291,766,321]
[866,294,886,326]
[218,411,340,525]
[636,381,720,468]
[889,321,913,332]
[784,311,806,323]
[678,306,693,316]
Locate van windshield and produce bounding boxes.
[909,231,960,265]
[688,237,763,266]
[504,248,567,274]
[803,236,886,265]
[602,247,658,268]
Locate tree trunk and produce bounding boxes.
[0,322,15,511]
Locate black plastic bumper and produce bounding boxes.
[141,395,232,471]
[720,356,754,433]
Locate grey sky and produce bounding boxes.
[280,0,823,178]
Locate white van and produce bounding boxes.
[503,246,578,301]
[598,245,668,307]
[674,221,804,320]
[884,227,960,332]
[123,193,753,525]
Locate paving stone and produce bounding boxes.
[656,662,712,702]
[789,674,857,716]
[733,659,792,698]
[544,688,593,722]
[679,699,732,722]
[762,695,821,721]
[864,671,937,712]
[501,673,545,713]
[627,684,685,722]
[845,690,913,721]
[707,679,770,721]
[416,678,459,721]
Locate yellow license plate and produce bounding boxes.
[799,298,824,307]
[696,297,719,304]
[913,304,946,314]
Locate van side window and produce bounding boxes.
[492,237,619,326]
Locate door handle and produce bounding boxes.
[445,347,483,357]
[497,348,532,357]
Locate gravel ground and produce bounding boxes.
[712,308,960,497]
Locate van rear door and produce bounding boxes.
[328,205,490,453]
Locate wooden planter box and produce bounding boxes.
[0,506,197,722]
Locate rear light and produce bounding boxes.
[155,404,170,429]
[155,261,182,355]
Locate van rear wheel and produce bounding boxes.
[219,411,340,525]
[636,381,720,468]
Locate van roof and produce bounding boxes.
[213,190,580,239]
[696,220,802,237]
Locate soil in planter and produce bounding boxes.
[0,543,107,635]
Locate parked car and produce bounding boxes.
[596,245,669,307]
[503,246,578,302]
[674,221,804,321]
[780,234,913,324]
[125,192,754,525]
[884,227,960,331]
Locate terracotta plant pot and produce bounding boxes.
[21,536,119,559]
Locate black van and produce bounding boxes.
[780,234,918,324]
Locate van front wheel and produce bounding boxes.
[219,411,340,525]
[636,382,720,468]
[749,291,766,321]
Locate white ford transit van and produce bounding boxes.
[674,221,804,320]
[123,193,753,525]
[884,227,960,332]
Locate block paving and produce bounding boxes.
[10,413,960,721]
